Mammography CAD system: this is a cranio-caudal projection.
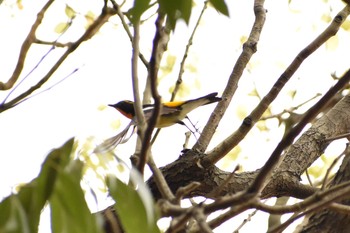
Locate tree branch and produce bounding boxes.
[0,6,117,112]
[109,0,149,68]
[193,0,267,153]
[170,0,209,101]
[247,68,350,195]
[137,14,165,174]
[206,5,350,164]
[0,0,54,90]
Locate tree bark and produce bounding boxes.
[296,149,350,233]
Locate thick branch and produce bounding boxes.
[193,0,267,153]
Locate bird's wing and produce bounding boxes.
[143,104,181,119]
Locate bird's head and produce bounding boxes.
[108,100,135,119]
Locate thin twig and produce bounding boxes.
[1,46,55,105]
[321,143,348,190]
[109,0,149,68]
[325,132,350,142]
[305,169,313,187]
[260,93,321,121]
[13,67,82,107]
[34,39,73,47]
[233,208,259,233]
[170,0,209,101]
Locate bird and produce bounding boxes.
[108,92,222,128]
[94,92,221,153]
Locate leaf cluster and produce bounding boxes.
[129,0,229,29]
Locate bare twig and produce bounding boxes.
[1,46,55,105]
[260,93,321,121]
[305,169,313,186]
[14,67,81,107]
[321,144,348,190]
[325,132,350,142]
[233,208,259,233]
[34,39,73,47]
[170,0,209,101]
[109,0,149,68]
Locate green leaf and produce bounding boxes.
[129,0,151,24]
[0,196,30,233]
[158,0,193,30]
[50,159,103,233]
[0,138,74,233]
[84,10,95,27]
[54,22,69,34]
[65,4,76,18]
[209,0,229,16]
[341,19,350,31]
[106,170,160,233]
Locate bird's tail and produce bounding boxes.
[195,92,222,106]
[93,121,136,153]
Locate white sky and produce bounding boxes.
[0,0,350,232]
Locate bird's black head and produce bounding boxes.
[108,100,135,119]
